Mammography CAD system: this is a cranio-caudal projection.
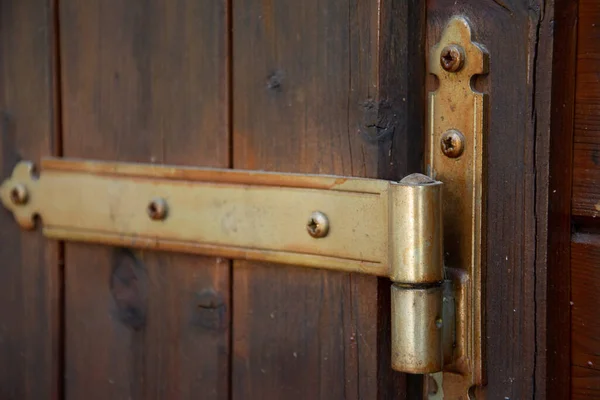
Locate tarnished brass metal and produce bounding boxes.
[390,174,443,284]
[392,285,444,373]
[427,16,488,395]
[0,158,442,280]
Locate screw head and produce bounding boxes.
[10,184,29,205]
[440,44,465,72]
[147,198,168,220]
[440,130,465,158]
[307,211,329,238]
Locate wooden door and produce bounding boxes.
[548,0,600,398]
[0,0,561,399]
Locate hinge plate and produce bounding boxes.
[0,158,410,276]
[427,16,488,396]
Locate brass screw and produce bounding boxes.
[10,184,28,205]
[440,130,465,158]
[440,44,465,72]
[147,198,168,220]
[307,211,329,238]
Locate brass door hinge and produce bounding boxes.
[0,16,486,398]
[1,158,448,374]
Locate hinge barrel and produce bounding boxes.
[390,176,443,284]
[389,175,445,374]
[392,285,443,373]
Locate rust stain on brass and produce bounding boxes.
[427,16,488,396]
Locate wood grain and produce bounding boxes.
[570,2,600,398]
[547,0,578,397]
[573,365,600,400]
[0,0,61,398]
[232,0,423,398]
[59,1,230,399]
[426,0,553,397]
[572,0,600,218]
[571,234,600,399]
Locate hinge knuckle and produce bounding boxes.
[389,175,444,284]
[391,285,444,374]
[389,174,446,375]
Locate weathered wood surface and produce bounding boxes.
[572,0,600,219]
[570,0,600,398]
[0,0,61,398]
[59,1,230,398]
[572,234,600,399]
[232,0,424,398]
[547,0,579,398]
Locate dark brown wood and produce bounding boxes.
[546,0,579,397]
[0,1,61,398]
[426,1,554,397]
[58,1,230,399]
[571,234,600,398]
[572,0,600,219]
[569,0,600,397]
[573,365,600,400]
[231,0,423,398]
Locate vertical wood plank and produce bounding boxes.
[571,0,600,218]
[570,2,600,398]
[0,0,61,398]
[571,234,600,399]
[426,0,554,397]
[59,1,230,399]
[232,1,423,398]
[547,0,578,397]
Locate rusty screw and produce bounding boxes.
[147,197,168,220]
[440,44,465,72]
[10,184,29,205]
[440,130,465,158]
[307,211,329,238]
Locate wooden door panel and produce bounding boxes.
[0,1,60,398]
[572,235,600,399]
[232,0,423,398]
[572,0,600,218]
[0,0,563,397]
[570,0,600,397]
[59,1,230,398]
